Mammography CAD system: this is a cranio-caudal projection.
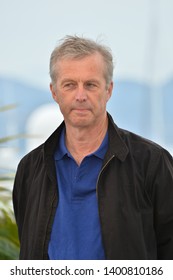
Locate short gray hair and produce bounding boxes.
[49,35,114,87]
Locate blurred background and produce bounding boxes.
[0,0,173,258]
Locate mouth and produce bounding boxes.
[75,108,88,111]
[73,107,90,111]
[72,108,90,115]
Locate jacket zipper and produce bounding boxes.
[96,155,115,197]
[96,154,115,259]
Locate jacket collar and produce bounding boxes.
[106,113,129,162]
[44,112,129,162]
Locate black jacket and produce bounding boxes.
[13,113,173,259]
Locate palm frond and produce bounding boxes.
[0,107,20,259]
[0,104,18,112]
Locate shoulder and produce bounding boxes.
[18,121,65,169]
[17,144,44,175]
[119,128,173,172]
[119,128,163,151]
[107,113,172,164]
[19,143,44,165]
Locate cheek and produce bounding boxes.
[54,94,59,103]
[99,95,109,106]
[53,91,62,105]
[56,96,68,112]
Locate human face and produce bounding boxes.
[50,52,113,129]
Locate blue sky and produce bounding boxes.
[0,0,173,90]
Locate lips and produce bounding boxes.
[74,108,89,112]
[75,108,88,111]
[72,107,91,111]
[72,108,91,116]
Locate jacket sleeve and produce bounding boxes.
[12,159,28,243]
[148,148,173,259]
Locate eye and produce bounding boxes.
[85,82,97,89]
[63,82,76,90]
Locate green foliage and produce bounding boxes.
[0,208,20,259]
[0,104,17,112]
[0,186,20,259]
[0,105,20,259]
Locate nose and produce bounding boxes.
[75,85,87,102]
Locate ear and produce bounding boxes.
[50,83,58,103]
[106,81,113,102]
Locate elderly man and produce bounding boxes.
[13,35,173,260]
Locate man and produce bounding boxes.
[13,35,173,260]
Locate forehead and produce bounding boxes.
[56,52,105,76]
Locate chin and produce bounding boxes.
[70,118,92,128]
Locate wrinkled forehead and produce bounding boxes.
[55,52,106,77]
[57,51,104,64]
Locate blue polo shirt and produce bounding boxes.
[48,128,108,260]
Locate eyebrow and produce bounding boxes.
[85,79,100,84]
[60,79,75,86]
[60,78,101,86]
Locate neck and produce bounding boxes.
[65,116,108,165]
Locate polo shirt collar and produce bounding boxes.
[54,128,68,160]
[54,128,108,161]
